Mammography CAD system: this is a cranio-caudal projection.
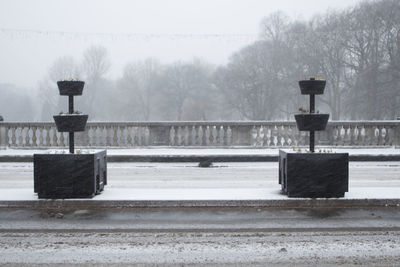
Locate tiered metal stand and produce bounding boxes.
[279,78,349,198]
[34,81,107,199]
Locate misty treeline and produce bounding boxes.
[2,0,399,122]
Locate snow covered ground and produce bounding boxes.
[0,161,399,201]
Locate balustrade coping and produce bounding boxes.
[0,120,399,127]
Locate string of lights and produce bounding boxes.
[0,28,258,42]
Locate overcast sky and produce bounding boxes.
[0,0,363,88]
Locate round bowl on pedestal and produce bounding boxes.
[294,114,329,131]
[299,79,326,95]
[57,81,85,96]
[53,114,88,132]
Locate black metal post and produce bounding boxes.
[310,94,315,113]
[69,95,74,154]
[310,131,315,152]
[310,94,315,152]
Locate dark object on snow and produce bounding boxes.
[198,159,213,167]
[0,115,3,121]
[34,150,107,199]
[279,150,348,198]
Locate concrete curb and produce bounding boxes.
[1,199,400,209]
[0,154,399,162]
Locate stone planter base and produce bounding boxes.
[279,150,348,198]
[34,150,107,199]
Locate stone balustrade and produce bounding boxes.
[0,121,399,148]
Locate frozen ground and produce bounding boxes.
[0,160,399,265]
[0,161,399,201]
[0,231,399,265]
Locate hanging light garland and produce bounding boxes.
[0,28,257,42]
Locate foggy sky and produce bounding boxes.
[0,0,363,89]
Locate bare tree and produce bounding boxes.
[80,45,111,119]
[39,56,79,120]
[119,58,161,120]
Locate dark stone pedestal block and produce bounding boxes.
[34,150,107,199]
[279,150,348,198]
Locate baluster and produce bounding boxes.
[136,127,142,146]
[9,127,14,146]
[336,126,342,146]
[371,126,378,146]
[23,127,30,147]
[144,127,150,146]
[133,127,138,146]
[378,127,384,146]
[281,126,287,147]
[388,126,394,146]
[331,126,337,146]
[16,127,22,147]
[31,127,37,147]
[57,131,63,147]
[260,126,266,146]
[348,126,354,146]
[354,126,359,146]
[257,126,264,147]
[205,126,210,146]
[125,126,132,146]
[106,126,112,146]
[272,126,278,146]
[86,126,92,147]
[382,127,388,146]
[198,126,204,146]
[219,126,225,146]
[279,126,285,146]
[354,126,360,146]
[37,128,44,147]
[111,126,117,146]
[130,127,136,146]
[45,127,51,147]
[120,126,127,147]
[95,126,101,147]
[210,126,216,146]
[359,126,365,145]
[184,126,189,146]
[343,126,350,145]
[51,127,57,147]
[250,126,257,146]
[176,126,181,146]
[226,126,232,146]
[47,127,53,147]
[275,126,280,146]
[87,126,93,147]
[266,126,271,147]
[364,126,371,145]
[287,126,293,147]
[191,126,197,145]
[169,127,175,146]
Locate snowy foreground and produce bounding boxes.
[0,161,399,201]
[0,160,399,265]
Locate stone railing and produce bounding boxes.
[0,121,399,148]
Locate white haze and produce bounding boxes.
[0,0,362,89]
